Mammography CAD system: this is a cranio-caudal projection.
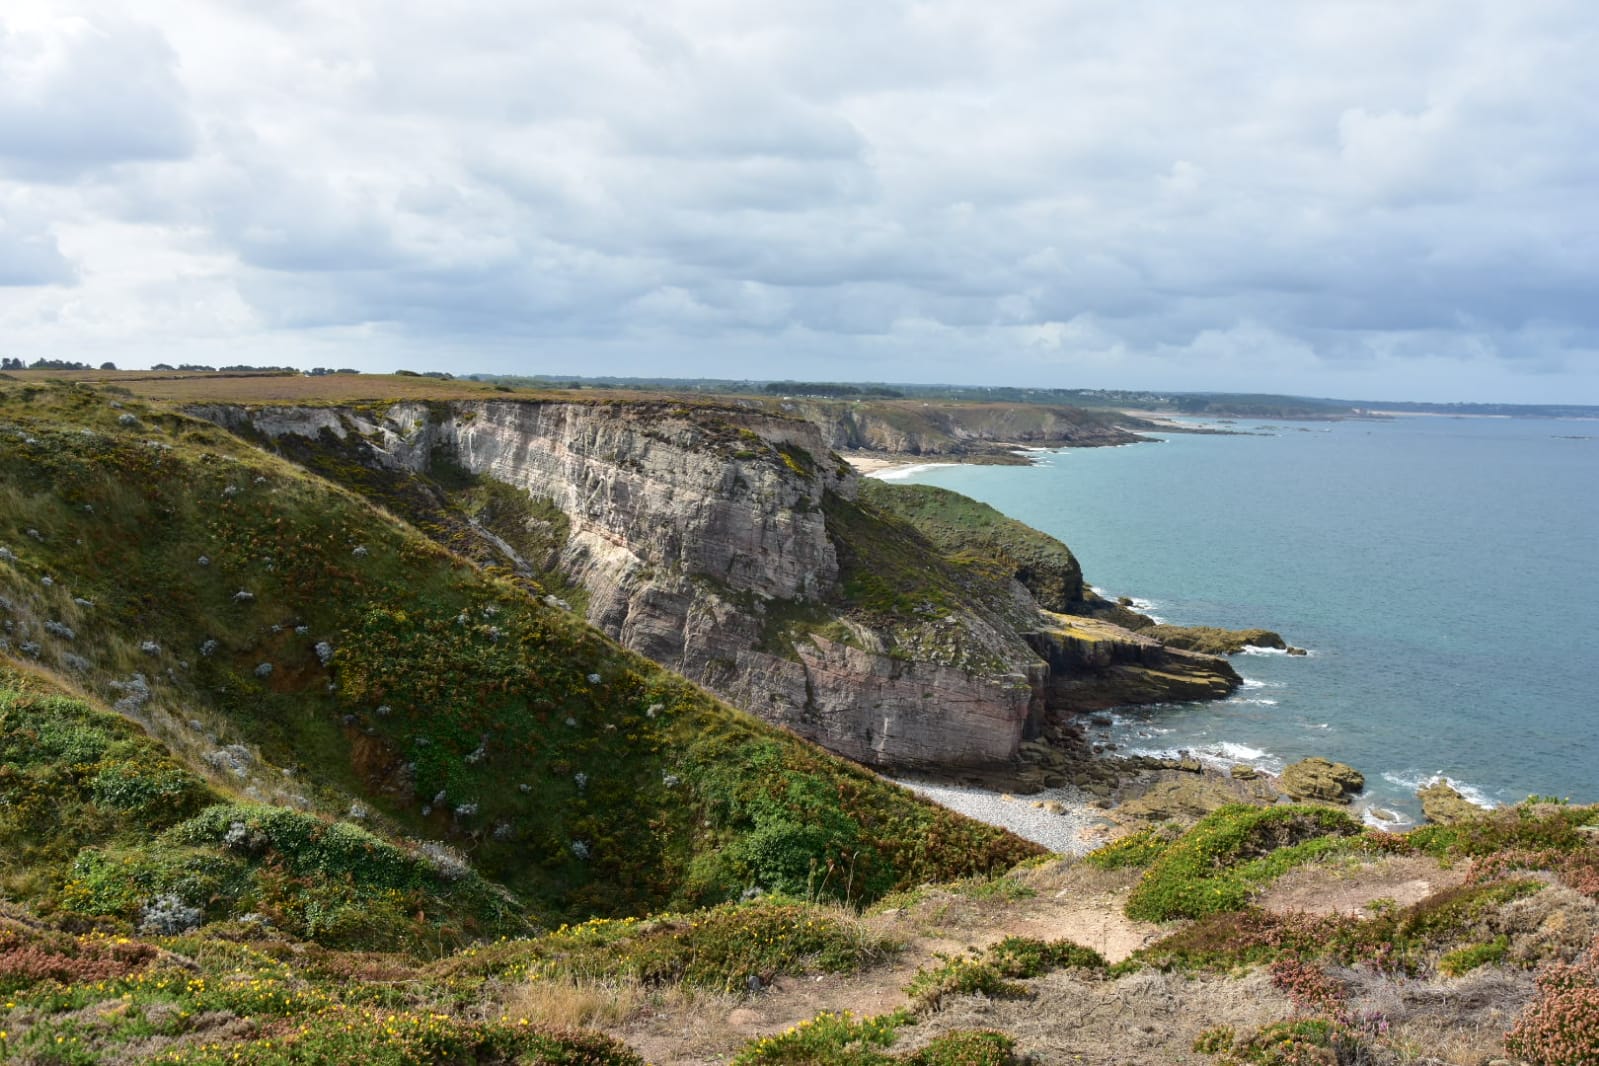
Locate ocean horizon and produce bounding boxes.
[886,414,1599,824]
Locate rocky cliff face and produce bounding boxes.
[785,400,1149,458]
[195,399,1235,773]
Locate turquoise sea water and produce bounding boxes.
[888,416,1599,823]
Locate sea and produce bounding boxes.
[882,414,1599,825]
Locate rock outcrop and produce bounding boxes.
[195,399,1244,773]
[1418,780,1488,825]
[1279,757,1366,805]
[1026,615,1241,712]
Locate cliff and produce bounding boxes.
[195,397,1241,773]
[777,397,1151,460]
[0,382,1038,926]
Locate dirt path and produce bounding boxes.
[613,862,1164,1065]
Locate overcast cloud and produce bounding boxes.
[1,0,1595,401]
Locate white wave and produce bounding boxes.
[1240,677,1287,689]
[1213,742,1270,761]
[870,462,959,481]
[1380,771,1501,810]
[1229,697,1279,706]
[1361,806,1415,832]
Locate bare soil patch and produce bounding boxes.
[1258,854,1466,918]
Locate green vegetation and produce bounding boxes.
[434,899,891,993]
[0,668,527,950]
[1194,1018,1361,1066]
[1083,825,1179,870]
[729,1011,1021,1066]
[1132,878,1547,976]
[0,381,1036,931]
[1438,935,1510,976]
[1123,805,1362,922]
[815,487,1043,675]
[858,481,1083,610]
[7,377,1599,1064]
[906,936,1106,1011]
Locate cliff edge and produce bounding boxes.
[196,398,1245,773]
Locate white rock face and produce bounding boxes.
[195,399,1157,771]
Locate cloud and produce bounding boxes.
[0,0,1594,401]
[0,9,195,179]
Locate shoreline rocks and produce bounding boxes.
[1279,757,1366,805]
[1417,780,1488,824]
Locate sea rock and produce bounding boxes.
[1418,781,1487,825]
[1279,757,1365,804]
[1137,624,1288,656]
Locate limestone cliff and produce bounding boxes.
[777,398,1150,460]
[194,399,1237,772]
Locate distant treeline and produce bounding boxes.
[1,358,113,371]
[149,363,323,375]
[761,381,904,398]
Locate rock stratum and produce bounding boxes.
[196,396,1244,773]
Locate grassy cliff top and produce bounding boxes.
[0,380,1039,940]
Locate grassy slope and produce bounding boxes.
[856,481,1084,612]
[0,664,523,951]
[0,381,1039,934]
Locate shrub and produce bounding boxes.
[901,1030,1022,1066]
[1125,805,1362,923]
[1084,825,1177,870]
[1268,958,1348,1019]
[731,1010,906,1066]
[1192,1018,1360,1066]
[436,899,890,994]
[1506,941,1599,1066]
[146,1008,645,1066]
[907,937,1104,1012]
[906,956,1028,1012]
[985,936,1107,978]
[1438,936,1509,977]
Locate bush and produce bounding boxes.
[1192,1018,1360,1066]
[901,1030,1022,1066]
[146,1008,645,1066]
[731,1010,906,1065]
[1084,825,1177,870]
[437,899,890,994]
[907,936,1104,1012]
[1506,941,1599,1066]
[1125,805,1362,923]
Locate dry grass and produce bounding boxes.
[497,975,649,1031]
[10,369,528,404]
[6,368,728,407]
[909,968,1293,1066]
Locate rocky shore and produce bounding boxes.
[899,729,1498,854]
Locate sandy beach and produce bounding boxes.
[839,451,962,478]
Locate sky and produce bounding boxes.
[1,2,1596,403]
